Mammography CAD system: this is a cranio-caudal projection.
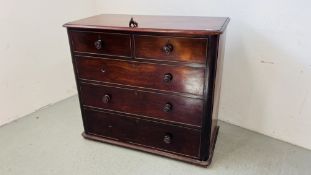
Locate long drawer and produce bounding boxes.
[80,83,203,127]
[83,109,201,157]
[75,56,205,96]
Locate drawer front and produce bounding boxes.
[134,35,207,63]
[80,83,203,127]
[70,31,131,57]
[84,109,201,157]
[75,56,205,96]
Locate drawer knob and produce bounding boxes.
[163,103,173,112]
[94,39,102,50]
[102,94,111,103]
[162,43,173,55]
[163,73,173,83]
[101,67,106,73]
[163,133,172,144]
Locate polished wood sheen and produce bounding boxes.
[134,35,207,63]
[64,14,229,35]
[84,109,201,157]
[64,14,229,167]
[75,56,205,95]
[71,31,131,57]
[80,82,203,127]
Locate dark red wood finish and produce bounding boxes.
[80,82,203,127]
[209,32,227,154]
[84,109,201,157]
[64,14,229,35]
[64,14,229,167]
[75,56,205,95]
[70,31,131,57]
[134,35,207,63]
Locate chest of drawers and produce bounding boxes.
[64,14,229,167]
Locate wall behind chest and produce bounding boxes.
[0,0,97,125]
[94,0,311,150]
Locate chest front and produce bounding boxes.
[64,14,229,167]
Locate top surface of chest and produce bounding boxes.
[64,14,229,35]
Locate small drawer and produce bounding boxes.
[80,83,203,127]
[134,35,207,63]
[75,56,205,96]
[84,109,201,157]
[70,31,131,57]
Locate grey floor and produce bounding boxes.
[0,96,310,175]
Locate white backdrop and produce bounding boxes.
[1,0,310,150]
[0,0,95,125]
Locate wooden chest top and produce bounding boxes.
[64,14,229,35]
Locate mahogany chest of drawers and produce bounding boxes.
[64,14,229,167]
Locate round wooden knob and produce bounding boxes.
[102,94,111,103]
[162,43,173,55]
[101,67,106,73]
[163,73,173,83]
[163,103,173,112]
[163,133,172,144]
[94,39,102,50]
